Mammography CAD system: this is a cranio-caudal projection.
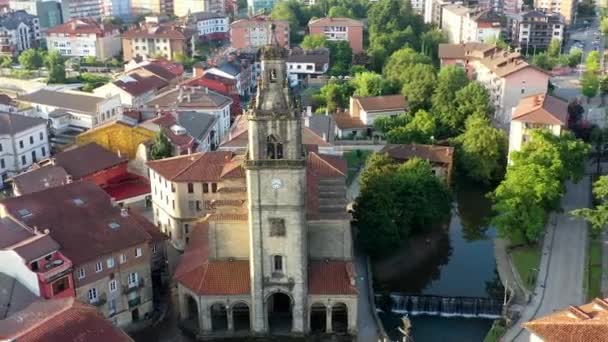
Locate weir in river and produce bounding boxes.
[377,294,503,319]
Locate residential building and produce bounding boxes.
[424,0,456,25]
[122,24,195,62]
[75,119,156,159]
[333,95,408,138]
[187,69,242,117]
[0,93,16,112]
[230,16,289,50]
[438,43,550,126]
[308,17,364,54]
[0,181,160,327]
[0,10,40,56]
[169,42,357,337]
[8,0,62,29]
[62,0,103,20]
[187,11,229,41]
[508,93,567,154]
[0,216,75,299]
[145,85,233,142]
[441,5,501,44]
[534,0,575,24]
[0,112,49,188]
[380,144,455,183]
[17,89,122,132]
[286,47,329,86]
[130,0,173,15]
[0,298,134,341]
[125,59,184,83]
[523,298,608,341]
[93,73,169,108]
[46,18,121,60]
[511,10,565,51]
[203,56,253,97]
[247,0,276,15]
[175,0,228,16]
[143,110,220,153]
[101,0,132,19]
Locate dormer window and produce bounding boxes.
[266,135,283,160]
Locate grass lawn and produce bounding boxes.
[511,244,542,291]
[343,150,372,185]
[483,320,506,342]
[587,234,602,300]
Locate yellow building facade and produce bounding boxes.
[76,121,156,159]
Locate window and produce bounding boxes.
[184,224,189,234]
[0,143,2,152]
[51,277,69,295]
[107,257,115,268]
[31,150,36,162]
[171,183,175,192]
[77,267,86,279]
[152,244,158,254]
[21,155,26,166]
[203,183,209,193]
[29,136,33,144]
[41,146,46,157]
[269,218,286,236]
[30,260,39,271]
[109,279,117,292]
[196,200,201,211]
[95,262,103,273]
[128,272,138,287]
[88,288,98,303]
[266,135,283,159]
[172,200,175,209]
[273,255,283,273]
[19,140,23,148]
[120,253,127,264]
[211,183,217,193]
[0,159,4,169]
[39,132,43,141]
[187,183,194,193]
[135,247,142,258]
[108,298,117,315]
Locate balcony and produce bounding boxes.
[123,278,145,294]
[38,253,72,283]
[90,293,107,307]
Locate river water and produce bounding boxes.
[375,182,501,342]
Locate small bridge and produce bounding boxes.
[376,293,504,319]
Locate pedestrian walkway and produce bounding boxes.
[503,179,589,342]
[494,238,526,305]
[355,255,380,342]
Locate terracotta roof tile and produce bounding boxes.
[512,93,568,125]
[114,74,168,96]
[306,152,348,221]
[11,165,70,195]
[53,143,127,179]
[308,260,357,295]
[46,18,118,36]
[122,24,193,40]
[355,95,407,112]
[380,144,454,164]
[333,111,366,129]
[308,17,364,27]
[147,151,240,182]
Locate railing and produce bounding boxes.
[123,278,145,294]
[39,255,72,283]
[90,293,107,307]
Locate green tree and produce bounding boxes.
[327,5,353,17]
[373,112,411,134]
[0,55,12,68]
[354,156,451,256]
[586,50,601,73]
[599,76,608,105]
[454,114,507,183]
[350,71,387,97]
[150,132,173,160]
[431,65,469,136]
[270,0,300,31]
[383,47,432,88]
[386,109,437,144]
[567,48,583,68]
[18,49,43,70]
[327,40,352,76]
[484,35,508,49]
[582,71,600,102]
[452,82,493,132]
[420,29,447,63]
[83,55,98,65]
[547,38,562,58]
[401,64,436,111]
[572,176,608,235]
[532,52,555,71]
[314,80,352,112]
[301,34,326,50]
[45,50,66,84]
[601,17,608,35]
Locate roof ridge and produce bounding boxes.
[14,298,75,339]
[314,153,345,176]
[171,153,206,181]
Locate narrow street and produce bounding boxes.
[503,178,590,342]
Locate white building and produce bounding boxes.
[189,12,229,40]
[333,95,408,138]
[441,5,501,44]
[512,10,565,51]
[101,0,132,19]
[286,48,329,87]
[45,18,121,60]
[17,89,122,132]
[0,10,41,56]
[0,112,49,188]
[508,93,567,155]
[175,0,228,16]
[93,73,168,108]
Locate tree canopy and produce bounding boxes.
[150,132,173,160]
[45,50,66,84]
[18,49,43,70]
[385,110,437,144]
[350,71,388,97]
[327,40,352,76]
[431,65,469,136]
[301,34,326,50]
[573,176,608,235]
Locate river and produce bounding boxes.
[374,182,501,342]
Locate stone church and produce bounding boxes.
[147,40,358,338]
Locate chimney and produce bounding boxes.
[66,175,73,184]
[121,208,129,217]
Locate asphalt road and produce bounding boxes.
[504,178,590,341]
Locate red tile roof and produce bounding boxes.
[122,24,193,40]
[308,260,357,295]
[306,152,348,221]
[46,18,118,37]
[308,17,364,27]
[114,74,168,96]
[0,181,152,264]
[523,298,608,341]
[102,173,151,201]
[11,165,70,195]
[512,93,568,125]
[53,143,127,179]
[147,151,242,182]
[0,298,133,342]
[333,111,366,130]
[355,95,408,112]
[380,144,454,165]
[174,222,250,295]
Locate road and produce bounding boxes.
[503,178,590,341]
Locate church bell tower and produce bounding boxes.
[245,32,308,334]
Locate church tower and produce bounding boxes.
[245,32,308,333]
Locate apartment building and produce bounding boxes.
[0,216,75,300]
[508,93,567,154]
[101,0,132,19]
[203,56,253,97]
[0,10,40,56]
[8,0,63,29]
[18,89,122,132]
[145,85,233,142]
[441,5,501,44]
[438,43,550,126]
[230,16,289,49]
[0,112,49,188]
[0,181,161,327]
[62,0,103,20]
[46,18,121,60]
[147,151,246,250]
[130,0,173,16]
[308,17,364,54]
[511,10,565,51]
[534,0,575,24]
[286,47,329,86]
[189,11,229,41]
[122,24,195,62]
[175,0,227,16]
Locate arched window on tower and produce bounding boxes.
[266,135,283,160]
[270,69,277,83]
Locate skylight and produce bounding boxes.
[18,209,32,218]
[108,222,120,230]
